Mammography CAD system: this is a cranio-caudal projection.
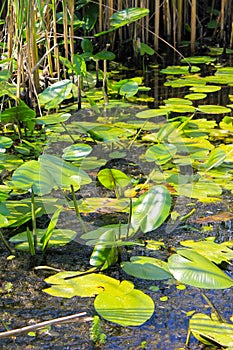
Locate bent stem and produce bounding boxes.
[70,185,87,233]
[0,229,14,255]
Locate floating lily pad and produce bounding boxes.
[168,249,233,289]
[164,98,192,105]
[62,143,92,161]
[145,143,177,164]
[190,313,233,347]
[136,109,169,118]
[184,93,207,100]
[197,105,231,114]
[94,280,154,326]
[181,56,216,64]
[180,239,233,264]
[121,256,172,280]
[44,272,154,326]
[160,66,200,75]
[190,85,221,93]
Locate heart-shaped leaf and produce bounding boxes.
[168,249,233,289]
[190,313,233,347]
[121,256,172,280]
[94,280,154,326]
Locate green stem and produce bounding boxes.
[31,187,37,252]
[61,122,76,143]
[70,185,87,233]
[0,229,14,255]
[126,198,133,240]
[201,292,225,322]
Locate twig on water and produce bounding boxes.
[0,312,93,339]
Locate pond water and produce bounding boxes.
[1,54,233,349]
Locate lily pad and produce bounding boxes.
[168,249,233,289]
[62,143,92,161]
[181,56,216,64]
[160,66,200,75]
[94,280,154,326]
[121,256,172,280]
[180,240,233,264]
[44,272,154,326]
[184,93,207,100]
[190,313,233,347]
[190,85,221,93]
[145,143,177,164]
[197,105,231,114]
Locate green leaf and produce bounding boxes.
[145,143,177,164]
[131,185,171,233]
[62,143,92,161]
[190,313,233,347]
[39,154,92,190]
[10,228,77,250]
[44,272,120,298]
[93,51,115,60]
[0,136,13,149]
[80,224,134,245]
[38,80,73,109]
[90,230,118,269]
[11,155,91,195]
[94,280,154,326]
[180,240,233,264]
[81,38,93,53]
[41,207,62,251]
[202,148,226,169]
[0,101,36,123]
[121,256,172,280]
[140,43,155,56]
[36,113,71,125]
[11,160,53,195]
[184,93,207,100]
[0,214,8,227]
[160,66,200,74]
[95,8,149,37]
[168,249,233,289]
[73,54,86,76]
[197,104,231,114]
[119,81,138,98]
[98,168,131,190]
[181,56,216,64]
[0,69,11,82]
[174,179,222,199]
[136,109,169,118]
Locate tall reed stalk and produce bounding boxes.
[190,0,196,53]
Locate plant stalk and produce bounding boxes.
[70,184,87,233]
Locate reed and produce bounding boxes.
[190,0,196,53]
[0,0,232,108]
